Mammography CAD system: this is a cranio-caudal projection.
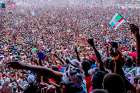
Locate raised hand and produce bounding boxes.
[130,24,139,37]
[87,38,95,47]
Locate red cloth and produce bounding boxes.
[89,55,96,62]
[57,65,62,71]
[49,78,57,83]
[89,86,93,93]
[85,76,92,93]
[129,52,137,62]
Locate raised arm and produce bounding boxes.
[87,38,105,71]
[130,24,140,66]
[7,62,63,79]
[75,46,81,62]
[112,24,140,93]
[113,51,136,93]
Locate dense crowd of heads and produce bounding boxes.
[0,6,140,93]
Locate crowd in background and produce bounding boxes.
[0,6,140,93]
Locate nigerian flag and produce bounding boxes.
[109,13,126,30]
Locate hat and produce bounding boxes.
[69,59,81,68]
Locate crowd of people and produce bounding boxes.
[0,5,140,93]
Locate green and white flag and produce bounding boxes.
[109,13,126,30]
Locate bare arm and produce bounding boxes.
[7,62,63,79]
[75,46,81,62]
[87,38,105,71]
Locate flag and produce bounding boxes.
[109,13,126,30]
